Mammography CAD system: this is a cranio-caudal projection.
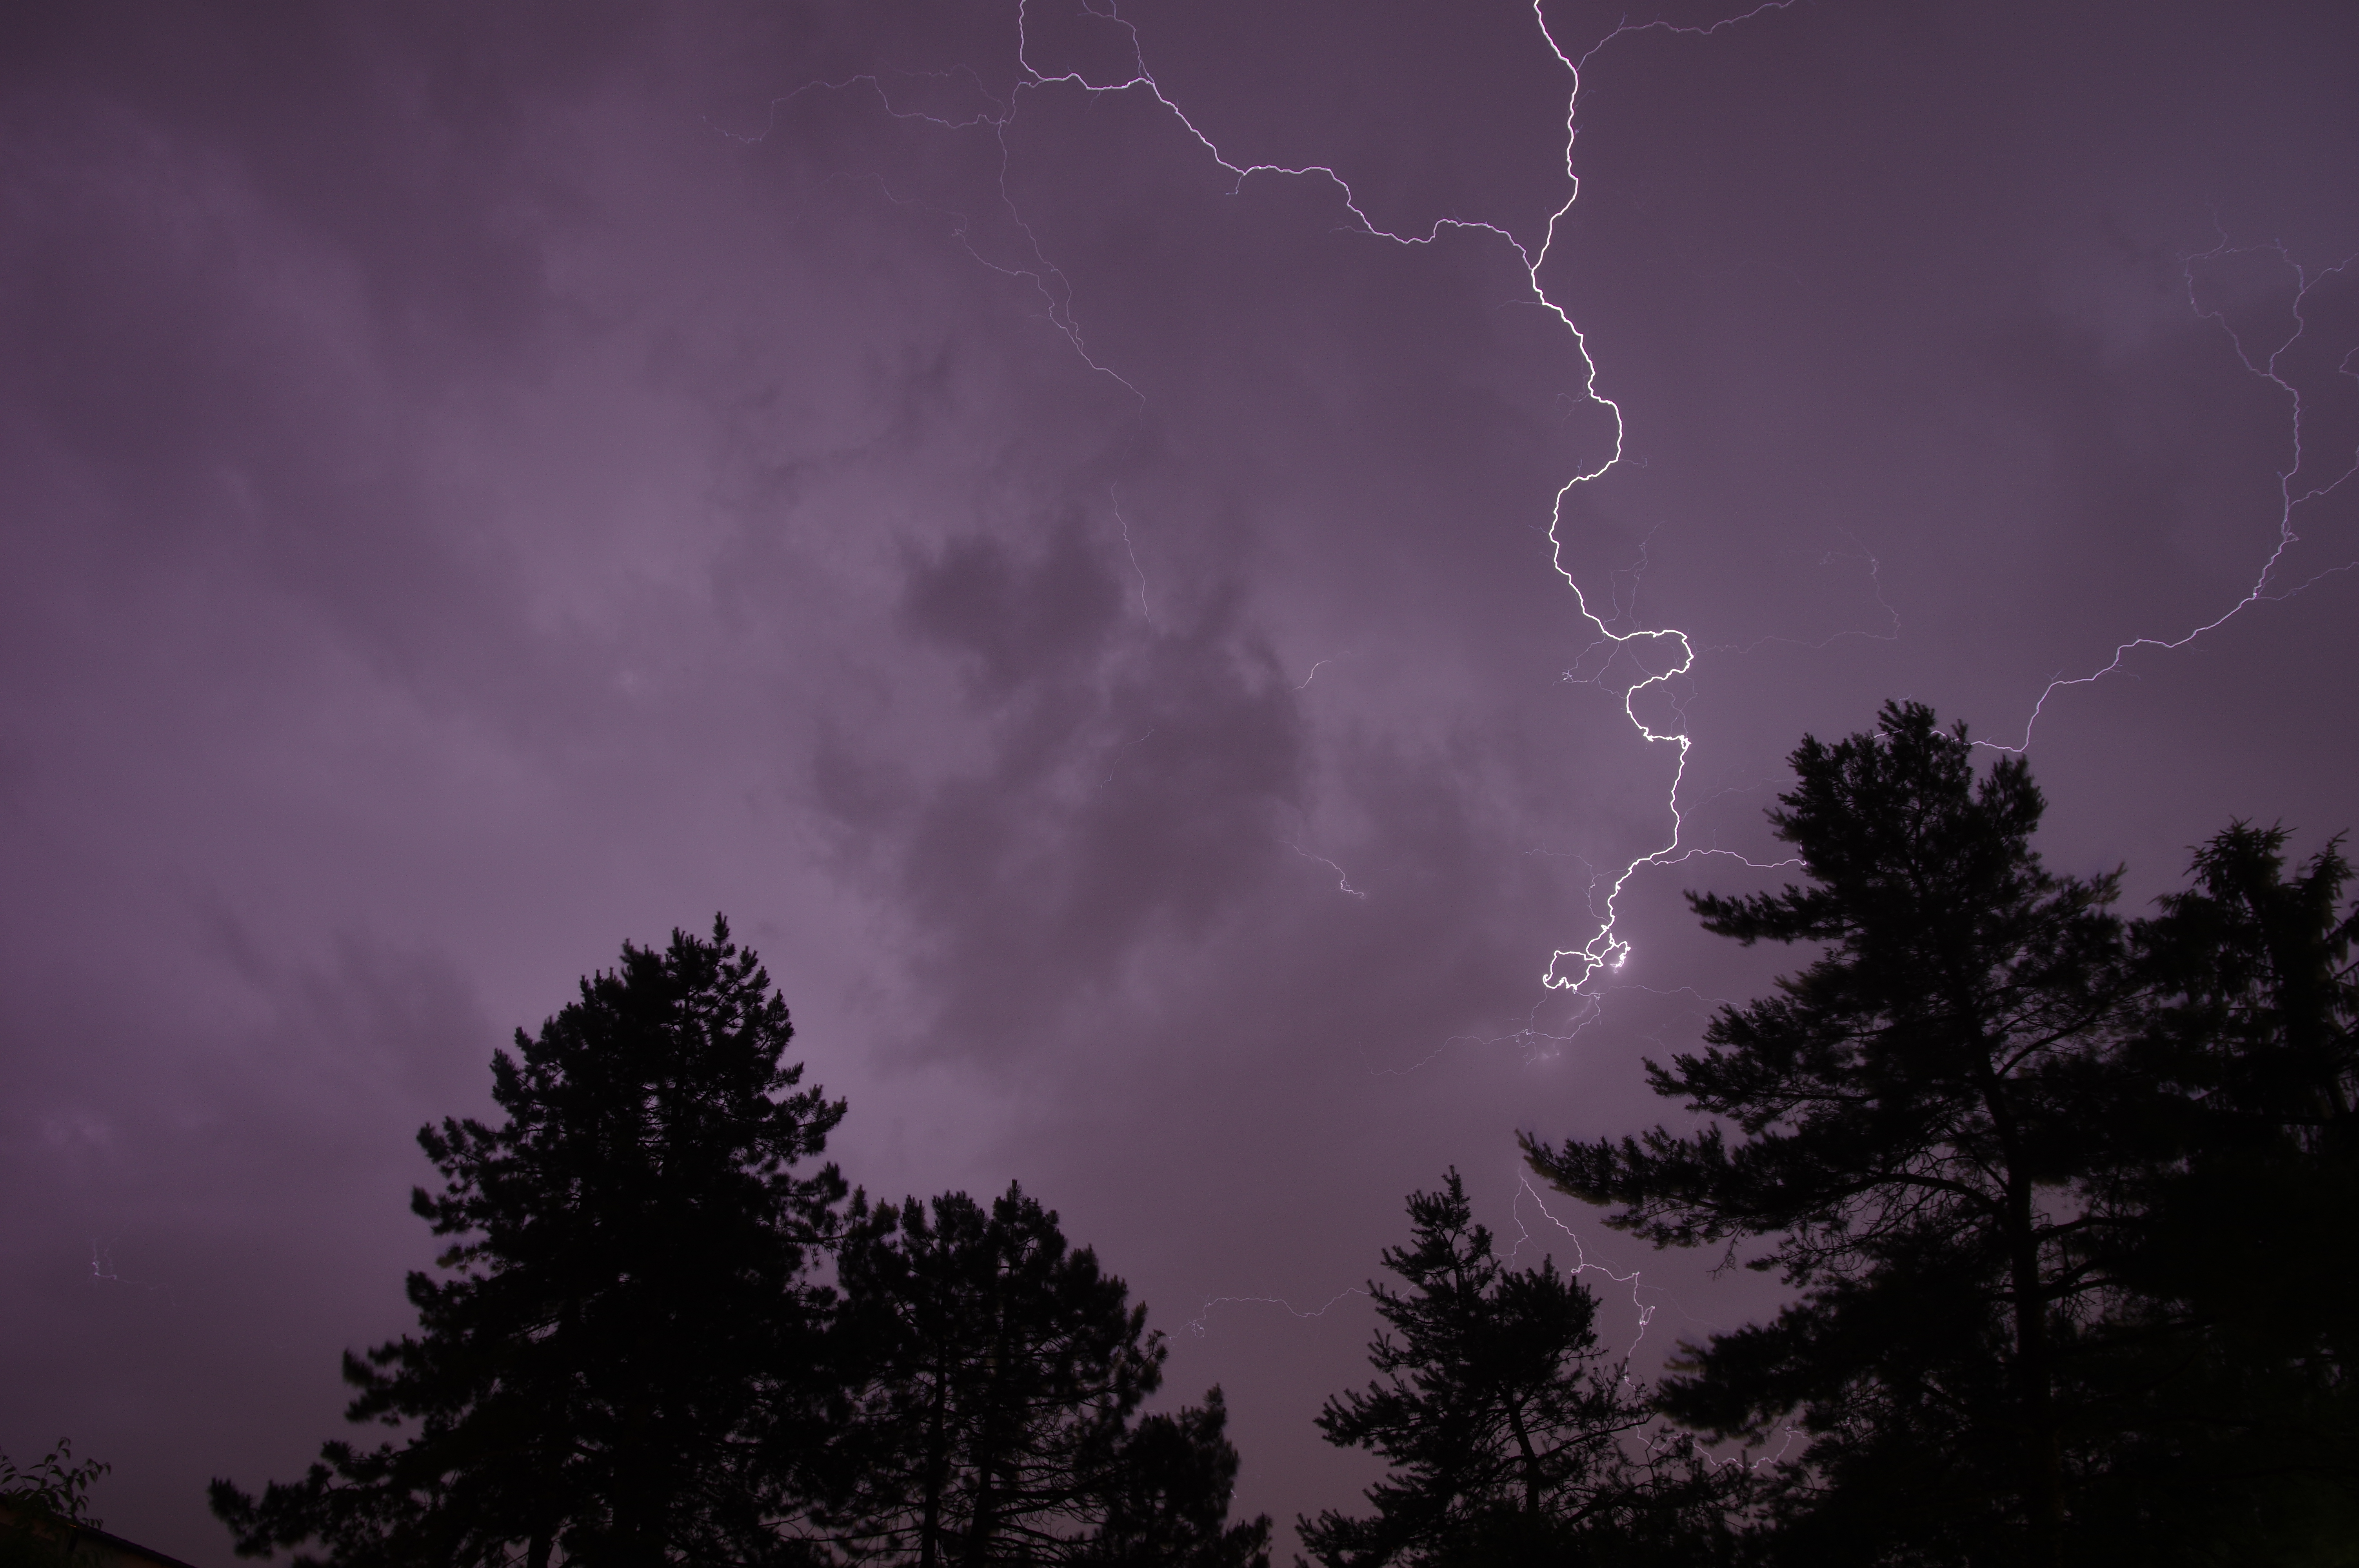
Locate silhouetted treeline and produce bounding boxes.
[210,699,2355,1568]
[1299,702,2354,1567]
[210,922,1268,1568]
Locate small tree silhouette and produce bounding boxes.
[1300,1171,1728,1567]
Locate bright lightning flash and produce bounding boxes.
[723,0,1798,1002]
[729,6,2359,1378]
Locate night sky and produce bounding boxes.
[4,3,2356,1562]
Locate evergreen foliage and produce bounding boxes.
[1522,701,2133,1564]
[2069,824,2359,1561]
[1081,1394,1268,1568]
[1519,702,2359,1565]
[211,918,848,1568]
[823,1183,1268,1568]
[191,722,2359,1567]
[1299,1172,1732,1568]
[206,919,1269,1568]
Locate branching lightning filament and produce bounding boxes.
[722,0,1799,997]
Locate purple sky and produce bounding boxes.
[4,3,2356,1561]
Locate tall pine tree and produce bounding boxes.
[213,918,847,1568]
[1523,702,2132,1566]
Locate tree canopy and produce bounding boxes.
[0,1439,111,1568]
[2069,823,2359,1557]
[1300,1171,1728,1568]
[824,1183,1268,1568]
[194,710,2357,1567]
[1523,702,2134,1563]
[212,918,848,1568]
[209,919,1268,1568]
[1522,701,2359,1565]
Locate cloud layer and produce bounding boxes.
[3,3,2355,1559]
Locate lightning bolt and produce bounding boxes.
[720,0,1802,1000]
[1696,536,1903,657]
[1996,241,2359,753]
[1290,842,1367,900]
[729,7,2353,1038]
[1184,1283,1370,1341]
[1043,0,1806,995]
[726,12,2359,1470]
[720,2,1926,1375]
[1109,481,1154,626]
[1180,1171,1710,1351]
[1366,980,1735,1077]
[1100,727,1155,788]
[89,1233,161,1292]
[1509,1172,1812,1477]
[1506,1171,1727,1362]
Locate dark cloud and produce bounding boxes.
[884,523,1308,1053]
[2,2,2355,1562]
[900,519,1125,701]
